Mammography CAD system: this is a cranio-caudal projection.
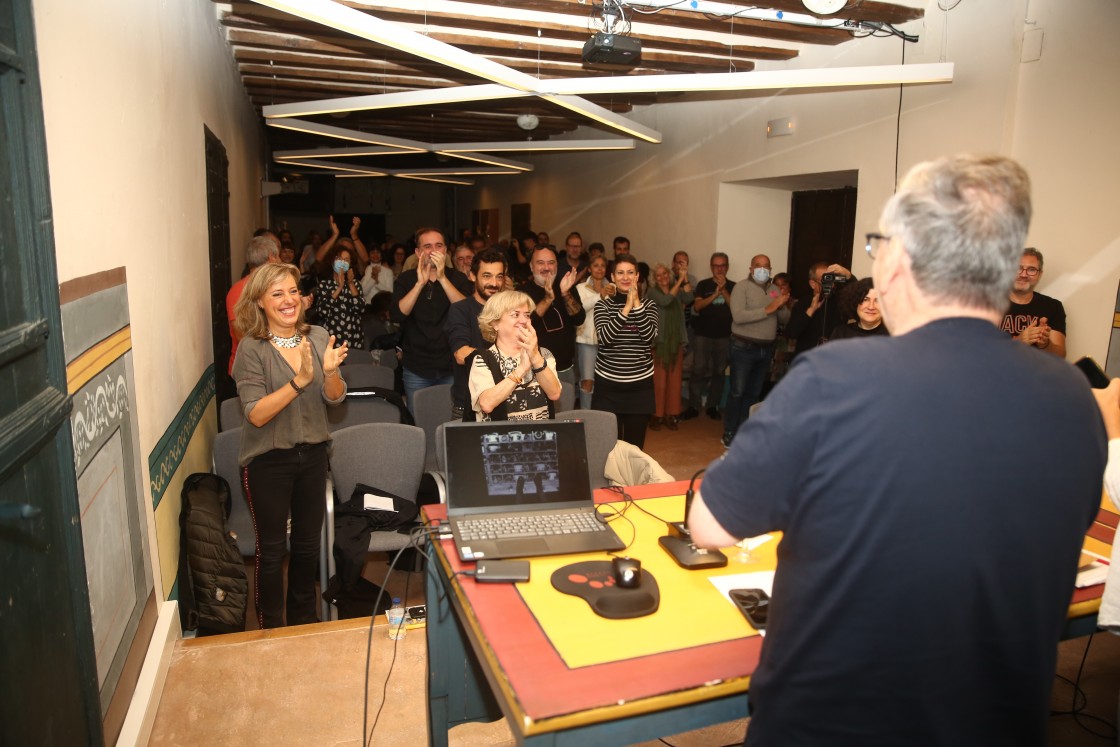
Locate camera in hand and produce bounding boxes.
[820,272,848,298]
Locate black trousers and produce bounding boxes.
[243,442,328,628]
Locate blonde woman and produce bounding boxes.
[232,263,348,628]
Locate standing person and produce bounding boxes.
[721,255,789,448]
[227,235,279,374]
[469,291,562,421]
[558,231,588,282]
[311,243,365,349]
[524,245,584,387]
[359,245,394,303]
[785,261,854,357]
[447,249,508,420]
[575,255,611,410]
[648,262,693,431]
[592,255,659,448]
[389,244,407,278]
[829,278,889,340]
[232,263,348,628]
[392,227,470,412]
[690,154,1106,746]
[1000,247,1067,357]
[682,252,734,421]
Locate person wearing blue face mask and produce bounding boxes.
[721,254,790,449]
[311,244,365,349]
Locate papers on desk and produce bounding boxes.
[1076,551,1110,588]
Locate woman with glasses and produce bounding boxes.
[470,290,562,421]
[830,278,889,341]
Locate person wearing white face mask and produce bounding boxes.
[311,243,365,349]
[722,254,790,449]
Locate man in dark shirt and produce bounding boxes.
[391,227,471,413]
[689,154,1106,746]
[557,231,588,283]
[784,261,854,357]
[1001,247,1067,357]
[681,251,734,421]
[524,245,584,387]
[446,249,508,419]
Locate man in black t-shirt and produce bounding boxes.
[524,246,585,386]
[681,252,735,420]
[446,250,508,419]
[1000,247,1067,357]
[391,227,471,413]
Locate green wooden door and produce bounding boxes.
[0,2,102,744]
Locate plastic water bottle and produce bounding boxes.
[387,598,406,640]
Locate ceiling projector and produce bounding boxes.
[582,32,641,66]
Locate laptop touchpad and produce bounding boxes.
[497,538,549,556]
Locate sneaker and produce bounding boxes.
[706,406,721,420]
[679,407,700,421]
[720,432,734,449]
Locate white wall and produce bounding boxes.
[36,0,263,446]
[470,0,1120,362]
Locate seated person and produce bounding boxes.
[829,278,889,340]
[469,291,562,421]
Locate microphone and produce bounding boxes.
[660,468,727,570]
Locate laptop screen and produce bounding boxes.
[443,420,593,515]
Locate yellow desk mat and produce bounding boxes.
[515,494,778,669]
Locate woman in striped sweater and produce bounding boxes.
[592,254,660,448]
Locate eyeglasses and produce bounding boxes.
[865,233,891,260]
[1018,265,1040,277]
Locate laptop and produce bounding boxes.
[442,419,625,561]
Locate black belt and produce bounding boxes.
[731,335,774,349]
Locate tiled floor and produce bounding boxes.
[150,411,1120,746]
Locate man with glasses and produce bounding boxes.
[681,252,735,421]
[392,227,471,412]
[1000,248,1066,357]
[525,245,584,387]
[558,231,589,283]
[689,155,1104,745]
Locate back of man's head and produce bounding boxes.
[881,154,1031,314]
[246,235,279,269]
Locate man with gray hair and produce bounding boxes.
[226,234,279,372]
[689,155,1105,745]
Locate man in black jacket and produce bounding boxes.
[784,261,854,357]
[524,245,584,387]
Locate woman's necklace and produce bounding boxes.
[269,330,303,348]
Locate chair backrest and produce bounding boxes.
[559,381,576,413]
[340,364,395,391]
[554,409,617,489]
[372,348,398,369]
[412,383,453,471]
[341,348,373,366]
[434,422,448,473]
[327,395,403,431]
[219,397,244,432]
[330,423,426,506]
[212,427,255,557]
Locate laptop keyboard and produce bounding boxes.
[458,511,606,542]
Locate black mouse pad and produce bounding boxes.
[550,561,659,619]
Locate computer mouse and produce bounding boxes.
[612,556,642,589]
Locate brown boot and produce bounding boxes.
[649,416,663,431]
[666,415,679,431]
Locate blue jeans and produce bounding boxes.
[723,339,773,437]
[402,367,453,415]
[576,343,598,410]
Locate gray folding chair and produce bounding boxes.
[340,348,373,366]
[340,364,395,391]
[219,397,244,432]
[212,427,333,623]
[327,391,405,431]
[412,383,453,472]
[325,423,426,618]
[554,409,617,489]
[372,348,398,369]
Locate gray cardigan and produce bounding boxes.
[728,278,790,342]
[232,325,346,466]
